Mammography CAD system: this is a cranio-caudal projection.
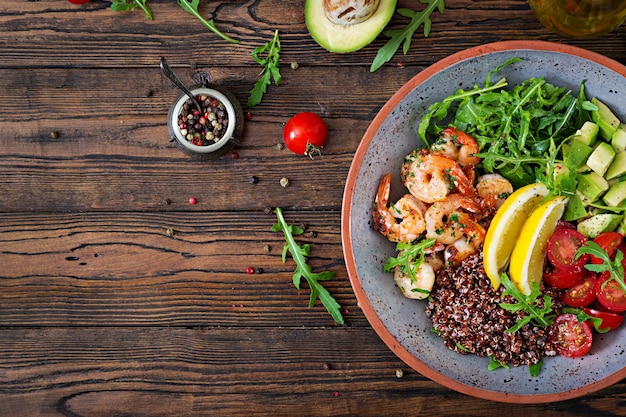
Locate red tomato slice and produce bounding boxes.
[590,232,623,264]
[595,272,626,313]
[547,228,588,271]
[562,274,597,307]
[550,313,593,358]
[544,265,585,289]
[583,307,624,332]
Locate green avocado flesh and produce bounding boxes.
[305,0,398,53]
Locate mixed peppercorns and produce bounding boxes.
[177,95,229,147]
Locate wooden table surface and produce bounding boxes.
[1,1,626,415]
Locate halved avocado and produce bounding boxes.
[305,0,398,53]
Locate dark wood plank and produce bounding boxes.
[1,326,625,417]
[0,211,358,327]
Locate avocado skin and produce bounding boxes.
[305,0,398,53]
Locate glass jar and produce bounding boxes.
[529,0,626,38]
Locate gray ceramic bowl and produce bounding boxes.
[342,41,626,403]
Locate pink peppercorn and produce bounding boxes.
[189,196,197,205]
[232,151,239,159]
[246,266,254,274]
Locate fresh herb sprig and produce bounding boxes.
[248,30,281,107]
[370,0,445,72]
[498,274,555,332]
[577,241,626,293]
[178,0,239,44]
[271,208,344,325]
[110,0,153,20]
[383,238,436,282]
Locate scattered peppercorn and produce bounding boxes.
[189,196,197,205]
[395,369,404,378]
[245,112,253,120]
[232,151,240,159]
[50,131,59,139]
[322,363,332,370]
[280,177,290,187]
[166,228,175,237]
[246,266,255,274]
[263,207,273,215]
[263,244,271,253]
[309,231,317,238]
[249,176,259,184]
[290,61,299,70]
[276,143,284,150]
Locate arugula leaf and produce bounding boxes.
[577,241,626,293]
[271,207,344,325]
[178,0,239,44]
[383,238,436,282]
[498,273,555,332]
[487,356,509,371]
[110,0,153,20]
[529,359,542,377]
[248,30,281,107]
[370,0,445,72]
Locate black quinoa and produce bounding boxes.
[425,252,564,367]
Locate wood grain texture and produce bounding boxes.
[1,0,626,415]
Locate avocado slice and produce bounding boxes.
[591,97,620,140]
[305,0,397,53]
[577,213,623,238]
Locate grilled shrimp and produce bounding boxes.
[431,127,481,168]
[424,194,484,246]
[476,173,514,211]
[373,173,427,243]
[401,148,475,204]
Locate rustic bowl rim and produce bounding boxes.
[341,40,626,403]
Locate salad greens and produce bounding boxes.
[370,0,446,73]
[271,208,344,325]
[418,58,596,190]
[248,30,282,107]
[499,274,555,332]
[577,241,626,293]
[383,238,436,282]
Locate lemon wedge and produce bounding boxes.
[483,183,550,289]
[509,195,568,295]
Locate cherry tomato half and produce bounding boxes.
[550,313,593,358]
[544,265,585,289]
[562,274,597,307]
[589,232,623,264]
[595,271,626,313]
[547,228,588,271]
[283,112,328,157]
[583,307,624,332]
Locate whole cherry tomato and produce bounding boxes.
[283,112,328,157]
